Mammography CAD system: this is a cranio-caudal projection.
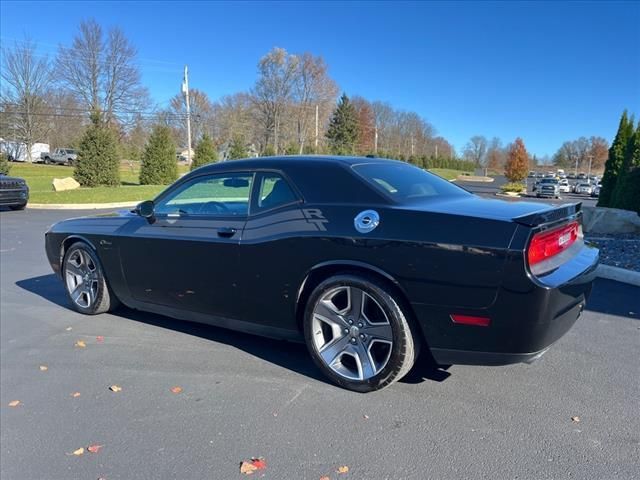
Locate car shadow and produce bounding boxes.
[16,274,450,387]
[585,277,639,320]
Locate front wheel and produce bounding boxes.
[62,242,119,315]
[9,203,26,211]
[303,274,419,392]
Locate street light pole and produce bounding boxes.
[182,65,192,166]
[587,154,593,178]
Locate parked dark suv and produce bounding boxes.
[0,174,29,210]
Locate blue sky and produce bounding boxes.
[1,1,639,157]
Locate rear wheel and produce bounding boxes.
[303,274,419,392]
[62,242,119,315]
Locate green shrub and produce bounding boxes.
[0,153,10,175]
[191,134,217,171]
[228,135,248,160]
[74,114,120,187]
[139,125,177,185]
[501,182,525,193]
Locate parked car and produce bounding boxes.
[575,183,593,195]
[536,178,560,198]
[0,173,29,210]
[577,173,587,180]
[44,156,599,392]
[41,148,78,166]
[590,184,602,197]
[558,179,571,193]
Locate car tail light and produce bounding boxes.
[527,221,579,267]
[450,314,491,327]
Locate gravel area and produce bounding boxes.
[585,233,640,272]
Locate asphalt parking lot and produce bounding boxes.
[1,208,639,480]
[460,176,598,207]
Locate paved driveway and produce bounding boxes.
[1,208,638,479]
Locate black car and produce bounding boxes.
[45,156,598,392]
[0,174,29,210]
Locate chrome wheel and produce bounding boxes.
[65,249,99,309]
[311,286,393,381]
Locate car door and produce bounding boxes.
[237,171,311,330]
[118,172,253,320]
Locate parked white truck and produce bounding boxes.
[41,148,78,166]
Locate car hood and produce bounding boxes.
[0,175,26,183]
[405,195,554,222]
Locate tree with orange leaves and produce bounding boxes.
[504,138,529,182]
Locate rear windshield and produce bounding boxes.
[352,162,470,203]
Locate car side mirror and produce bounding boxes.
[136,200,155,219]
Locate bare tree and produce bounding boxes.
[55,19,149,127]
[169,88,214,146]
[252,47,299,154]
[1,38,53,161]
[463,135,488,167]
[44,90,86,148]
[485,137,505,171]
[293,53,338,153]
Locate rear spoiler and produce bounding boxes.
[513,202,582,227]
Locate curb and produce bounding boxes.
[596,264,640,287]
[28,201,138,210]
[495,192,523,198]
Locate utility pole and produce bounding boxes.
[182,65,192,166]
[374,123,378,154]
[574,156,578,177]
[435,144,438,158]
[314,104,319,151]
[410,135,415,156]
[587,154,593,178]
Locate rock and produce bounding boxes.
[456,175,494,183]
[52,177,80,192]
[582,206,640,234]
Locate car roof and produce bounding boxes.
[192,155,403,173]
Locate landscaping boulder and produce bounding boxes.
[52,177,80,192]
[582,206,640,234]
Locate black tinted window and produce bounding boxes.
[352,162,470,203]
[256,173,298,211]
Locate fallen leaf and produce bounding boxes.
[71,392,81,398]
[8,400,21,407]
[240,461,258,475]
[109,385,122,392]
[571,416,580,423]
[87,444,103,454]
[337,465,349,474]
[170,386,183,394]
[72,447,84,456]
[251,458,266,470]
[39,365,48,371]
[320,476,330,480]
[65,327,72,331]
[75,340,86,348]
[96,336,104,343]
[363,414,369,419]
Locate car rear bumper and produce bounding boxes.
[414,243,599,366]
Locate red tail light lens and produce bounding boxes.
[528,221,579,266]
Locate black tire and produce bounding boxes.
[8,203,26,211]
[44,158,51,165]
[62,242,120,315]
[303,273,420,393]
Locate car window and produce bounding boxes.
[155,173,253,216]
[352,162,470,203]
[255,173,298,211]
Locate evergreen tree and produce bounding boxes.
[0,152,10,175]
[191,134,217,171]
[139,125,177,185]
[613,122,640,213]
[326,93,359,155]
[74,111,120,187]
[228,135,248,160]
[504,138,529,182]
[598,111,634,207]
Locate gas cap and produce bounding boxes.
[354,210,380,233]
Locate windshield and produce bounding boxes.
[540,179,558,184]
[352,162,470,204]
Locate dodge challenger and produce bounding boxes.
[45,156,599,392]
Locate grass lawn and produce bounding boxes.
[9,162,188,204]
[428,168,471,180]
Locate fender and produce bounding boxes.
[59,234,98,265]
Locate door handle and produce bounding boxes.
[217,227,237,238]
